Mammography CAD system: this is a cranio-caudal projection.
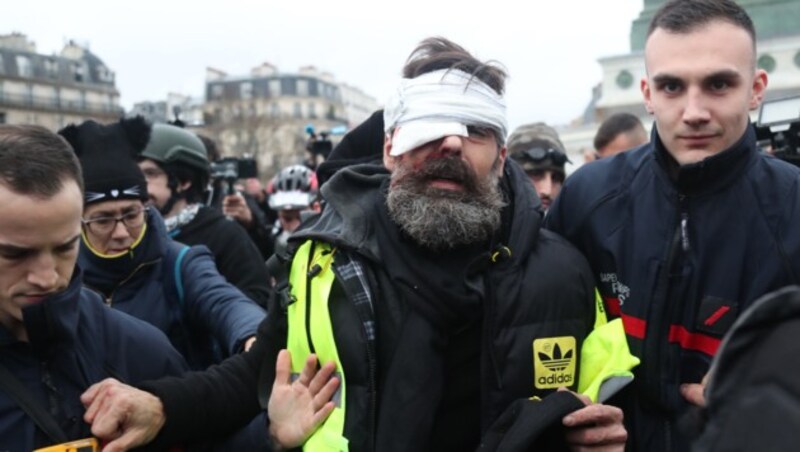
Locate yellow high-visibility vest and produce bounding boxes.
[287,242,638,451]
[287,241,348,451]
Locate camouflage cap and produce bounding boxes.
[507,122,565,155]
[507,122,569,174]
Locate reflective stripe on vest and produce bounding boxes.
[287,241,349,451]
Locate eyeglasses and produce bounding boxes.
[82,207,146,236]
[520,147,572,166]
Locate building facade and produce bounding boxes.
[0,33,122,130]
[130,92,204,127]
[201,63,377,178]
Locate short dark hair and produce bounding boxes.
[648,0,756,45]
[156,160,208,204]
[594,113,647,151]
[0,125,84,197]
[402,37,507,95]
[197,134,220,162]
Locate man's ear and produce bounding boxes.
[495,146,507,177]
[177,180,192,193]
[641,77,654,114]
[749,69,769,111]
[383,133,396,171]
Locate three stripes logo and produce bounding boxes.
[533,336,577,389]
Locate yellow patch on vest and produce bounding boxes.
[533,336,576,389]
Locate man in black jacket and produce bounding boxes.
[81,38,629,451]
[0,125,189,450]
[545,0,800,450]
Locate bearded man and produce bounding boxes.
[81,37,629,451]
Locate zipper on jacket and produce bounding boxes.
[483,274,503,392]
[680,204,690,252]
[305,242,318,356]
[40,361,61,420]
[642,197,685,409]
[101,259,159,306]
[642,194,690,448]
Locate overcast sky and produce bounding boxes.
[5,0,644,130]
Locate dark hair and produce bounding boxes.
[197,134,220,162]
[402,37,507,95]
[163,161,209,204]
[594,113,647,151]
[648,0,756,45]
[0,125,84,197]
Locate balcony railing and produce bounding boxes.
[0,91,123,115]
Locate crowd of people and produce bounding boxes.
[1,0,799,451]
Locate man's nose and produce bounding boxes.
[28,254,58,291]
[682,86,711,125]
[538,174,553,197]
[437,135,463,156]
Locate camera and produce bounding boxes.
[210,157,258,181]
[755,95,800,166]
[210,157,258,195]
[305,126,333,158]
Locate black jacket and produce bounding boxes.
[142,160,598,450]
[172,206,271,309]
[545,125,800,451]
[0,269,188,450]
[693,286,800,451]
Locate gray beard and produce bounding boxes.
[386,159,506,251]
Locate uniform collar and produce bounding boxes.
[653,124,757,196]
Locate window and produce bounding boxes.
[308,102,317,119]
[44,58,59,78]
[96,64,114,83]
[211,84,224,100]
[293,102,302,118]
[270,102,280,117]
[73,63,85,82]
[297,79,309,97]
[0,112,6,124]
[240,82,253,100]
[282,78,297,96]
[16,56,32,77]
[269,79,281,97]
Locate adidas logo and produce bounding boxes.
[538,344,573,372]
[533,336,577,390]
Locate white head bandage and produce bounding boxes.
[383,69,507,156]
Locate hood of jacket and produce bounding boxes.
[293,158,543,264]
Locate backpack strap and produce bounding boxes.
[173,245,190,307]
[0,362,68,443]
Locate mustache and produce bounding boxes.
[392,156,481,193]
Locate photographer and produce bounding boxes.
[211,157,275,260]
[137,124,271,309]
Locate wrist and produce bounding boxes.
[268,422,291,451]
